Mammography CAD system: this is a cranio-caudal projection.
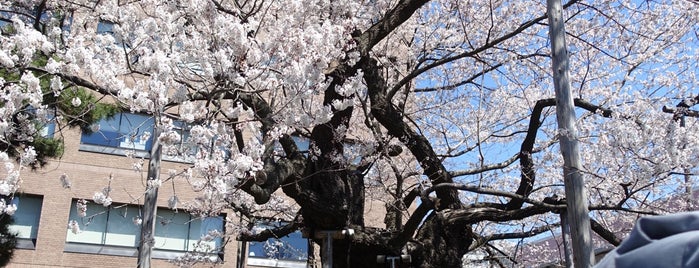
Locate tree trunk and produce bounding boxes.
[137,126,162,268]
[410,214,473,268]
[307,221,471,268]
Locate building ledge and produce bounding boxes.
[79,144,194,163]
[247,257,307,268]
[63,242,222,261]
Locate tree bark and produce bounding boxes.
[137,125,162,268]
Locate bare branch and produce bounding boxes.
[385,0,581,101]
[422,183,563,210]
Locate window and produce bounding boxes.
[37,111,56,138]
[8,195,43,249]
[272,136,310,159]
[0,8,71,33]
[21,105,55,138]
[247,222,308,268]
[155,210,224,253]
[60,14,72,33]
[96,19,140,64]
[96,19,124,49]
[162,120,197,163]
[65,201,139,248]
[96,20,115,35]
[80,112,195,162]
[64,200,224,260]
[38,120,56,138]
[80,112,154,156]
[0,11,9,28]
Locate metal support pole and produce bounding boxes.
[377,254,411,268]
[314,229,354,268]
[321,232,334,268]
[386,256,399,268]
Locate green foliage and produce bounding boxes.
[0,67,20,82]
[29,135,63,168]
[0,214,17,267]
[27,54,121,133]
[1,116,67,170]
[0,52,118,168]
[0,23,16,35]
[55,87,120,134]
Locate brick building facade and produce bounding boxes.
[3,115,229,267]
[3,113,320,268]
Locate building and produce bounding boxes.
[3,110,316,268]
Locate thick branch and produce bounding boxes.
[662,106,699,118]
[506,99,554,210]
[439,205,553,225]
[662,95,699,120]
[471,223,561,251]
[507,98,616,210]
[239,157,302,204]
[203,89,304,203]
[590,219,621,246]
[450,153,520,177]
[363,57,461,210]
[390,197,434,248]
[484,223,561,241]
[355,0,430,56]
[27,67,120,96]
[423,183,563,210]
[237,221,299,242]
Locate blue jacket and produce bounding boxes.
[595,211,699,268]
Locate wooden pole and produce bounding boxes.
[546,0,594,267]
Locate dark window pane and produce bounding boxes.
[9,195,42,240]
[80,113,154,151]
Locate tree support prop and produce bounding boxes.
[314,229,355,268]
[376,254,411,268]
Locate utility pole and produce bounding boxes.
[137,120,162,268]
[546,0,594,267]
[663,99,699,210]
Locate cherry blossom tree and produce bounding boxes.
[1,0,698,267]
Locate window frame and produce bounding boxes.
[79,112,155,157]
[7,194,43,250]
[80,112,197,163]
[64,199,225,261]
